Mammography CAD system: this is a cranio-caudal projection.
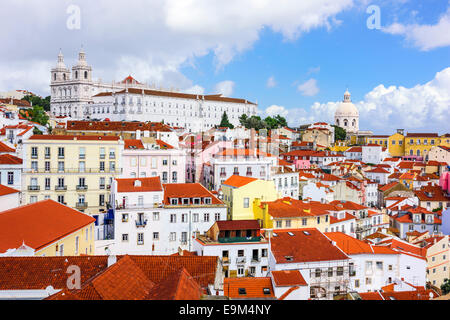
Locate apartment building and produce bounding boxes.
[22,135,123,215]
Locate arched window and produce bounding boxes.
[75,71,78,79]
[336,119,340,126]
[352,119,356,127]
[344,119,348,127]
[416,150,420,156]
[54,73,57,81]
[84,71,88,79]
[63,74,66,81]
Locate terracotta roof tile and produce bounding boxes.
[271,270,307,287]
[116,177,162,193]
[0,200,95,253]
[222,175,257,188]
[0,184,20,196]
[224,277,275,299]
[163,183,223,205]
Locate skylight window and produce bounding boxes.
[238,288,246,295]
[263,288,271,295]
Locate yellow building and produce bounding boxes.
[404,133,440,159]
[0,199,95,256]
[330,140,349,152]
[23,135,124,215]
[253,197,332,233]
[367,135,389,148]
[221,175,279,220]
[423,235,450,288]
[388,132,405,157]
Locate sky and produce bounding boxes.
[0,0,449,134]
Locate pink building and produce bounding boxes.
[121,139,187,184]
[440,171,450,193]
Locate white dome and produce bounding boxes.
[335,90,358,117]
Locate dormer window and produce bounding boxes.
[413,214,421,223]
[170,198,178,205]
[193,198,200,205]
[182,198,190,205]
[204,197,212,204]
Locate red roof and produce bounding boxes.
[66,121,174,133]
[163,183,223,205]
[116,177,162,193]
[0,255,219,291]
[0,154,22,165]
[271,270,307,287]
[156,139,174,149]
[222,175,257,188]
[0,184,20,196]
[0,141,15,153]
[270,229,349,263]
[29,135,120,141]
[367,167,390,174]
[224,277,275,299]
[124,139,144,150]
[0,200,95,253]
[215,220,260,231]
[326,232,397,255]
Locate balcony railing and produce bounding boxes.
[116,203,162,210]
[76,185,88,191]
[27,185,40,191]
[135,219,148,228]
[76,202,88,209]
[55,185,67,191]
[218,236,262,243]
[24,168,122,174]
[236,257,246,264]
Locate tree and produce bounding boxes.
[239,114,248,127]
[23,95,51,111]
[264,115,288,129]
[441,278,450,295]
[33,127,43,135]
[332,125,347,141]
[30,105,49,126]
[219,111,234,129]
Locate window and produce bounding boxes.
[31,147,38,158]
[58,147,65,158]
[181,232,187,243]
[337,267,344,276]
[243,197,250,208]
[153,232,159,240]
[181,213,187,223]
[100,161,105,172]
[7,172,14,185]
[276,221,282,228]
[215,213,221,221]
[122,234,128,242]
[193,213,199,222]
[315,268,321,278]
[170,214,176,223]
[122,213,129,222]
[153,212,159,221]
[302,218,307,226]
[355,280,360,288]
[137,233,144,245]
[169,232,176,241]
[285,220,291,228]
[204,213,210,222]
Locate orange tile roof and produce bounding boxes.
[216,148,273,157]
[0,141,15,153]
[329,200,368,211]
[216,220,260,231]
[378,181,400,192]
[0,154,22,165]
[163,183,223,205]
[124,139,144,149]
[224,277,275,299]
[270,229,349,263]
[29,135,120,141]
[0,200,95,253]
[326,232,397,255]
[156,139,174,149]
[367,167,390,174]
[0,184,20,196]
[116,177,162,193]
[263,198,333,218]
[414,185,450,202]
[222,175,257,188]
[271,270,307,287]
[145,267,202,300]
[0,255,219,291]
[66,120,173,132]
[329,212,356,224]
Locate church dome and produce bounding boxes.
[335,90,359,117]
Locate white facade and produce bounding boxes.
[0,162,22,192]
[0,191,20,211]
[194,240,269,278]
[362,145,384,164]
[112,182,227,255]
[303,182,334,203]
[334,90,359,134]
[271,170,299,199]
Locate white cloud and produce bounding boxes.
[281,67,450,132]
[264,105,289,117]
[266,76,277,88]
[214,80,235,96]
[0,0,353,95]
[297,78,320,96]
[382,7,450,51]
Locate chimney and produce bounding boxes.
[136,129,141,140]
[105,247,116,267]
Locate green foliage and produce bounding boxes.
[432,207,443,212]
[441,278,450,295]
[239,113,288,131]
[332,125,347,141]
[23,95,51,111]
[33,127,43,135]
[219,111,234,129]
[21,105,49,126]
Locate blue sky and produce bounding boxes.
[0,0,449,133]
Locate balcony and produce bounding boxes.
[100,154,106,159]
[251,256,261,263]
[220,172,227,177]
[27,185,40,191]
[58,155,65,159]
[55,185,67,191]
[246,172,253,177]
[135,219,148,228]
[79,154,86,160]
[109,154,116,159]
[222,257,230,265]
[76,202,88,209]
[236,256,246,264]
[76,185,88,191]
[218,236,262,243]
